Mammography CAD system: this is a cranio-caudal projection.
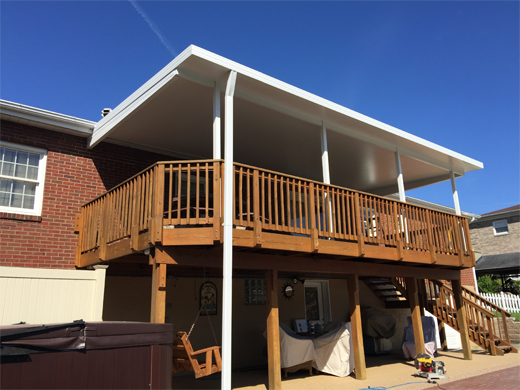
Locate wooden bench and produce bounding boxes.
[172,331,222,379]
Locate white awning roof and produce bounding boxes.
[89,45,483,195]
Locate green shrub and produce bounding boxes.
[477,275,501,294]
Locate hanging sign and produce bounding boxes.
[200,282,217,316]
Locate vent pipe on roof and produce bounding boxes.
[101,108,112,118]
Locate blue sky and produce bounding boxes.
[1,1,518,215]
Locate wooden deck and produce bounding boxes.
[75,160,475,270]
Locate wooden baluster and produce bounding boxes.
[280,176,286,230]
[195,163,200,224]
[393,202,403,260]
[204,163,209,224]
[131,176,141,251]
[253,169,261,247]
[274,175,279,230]
[309,182,318,253]
[354,193,365,257]
[297,181,303,234]
[213,162,221,242]
[303,182,309,234]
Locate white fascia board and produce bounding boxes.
[89,69,182,147]
[0,99,94,136]
[88,46,197,148]
[189,46,484,172]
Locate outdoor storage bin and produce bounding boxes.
[0,320,173,389]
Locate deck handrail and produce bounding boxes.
[76,160,474,269]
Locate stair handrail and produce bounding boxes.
[461,285,512,317]
[429,279,511,346]
[428,280,495,317]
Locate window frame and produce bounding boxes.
[0,141,48,217]
[492,219,509,236]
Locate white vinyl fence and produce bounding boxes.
[480,292,520,313]
[0,266,107,325]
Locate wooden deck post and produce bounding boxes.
[451,279,473,360]
[347,274,367,380]
[405,277,426,356]
[150,251,167,323]
[265,269,282,390]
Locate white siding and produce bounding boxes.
[0,266,106,325]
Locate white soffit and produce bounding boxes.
[90,45,483,176]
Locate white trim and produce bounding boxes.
[0,141,48,216]
[0,99,94,136]
[222,70,237,390]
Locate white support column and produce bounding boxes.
[450,171,461,216]
[321,124,333,234]
[320,124,331,184]
[222,70,237,390]
[213,83,221,159]
[395,150,406,202]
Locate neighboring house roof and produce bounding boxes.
[481,205,520,217]
[471,204,520,224]
[475,253,520,275]
[0,100,95,137]
[87,45,483,196]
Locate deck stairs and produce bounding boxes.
[363,277,518,356]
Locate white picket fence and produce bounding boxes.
[480,292,520,313]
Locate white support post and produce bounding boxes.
[450,171,461,216]
[321,124,333,234]
[320,124,330,185]
[213,83,221,160]
[395,150,406,202]
[222,70,237,390]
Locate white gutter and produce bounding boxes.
[0,99,95,137]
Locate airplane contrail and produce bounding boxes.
[128,0,176,57]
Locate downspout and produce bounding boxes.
[222,70,237,390]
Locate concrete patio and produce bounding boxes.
[171,346,520,390]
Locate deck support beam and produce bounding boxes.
[265,269,282,390]
[452,279,473,360]
[347,274,367,380]
[222,70,237,390]
[150,252,167,323]
[405,277,426,356]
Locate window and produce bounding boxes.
[493,220,509,236]
[0,142,47,216]
[244,279,266,305]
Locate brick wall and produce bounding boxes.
[469,214,520,256]
[461,267,476,290]
[0,120,174,269]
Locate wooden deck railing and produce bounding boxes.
[76,160,474,267]
[422,280,514,355]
